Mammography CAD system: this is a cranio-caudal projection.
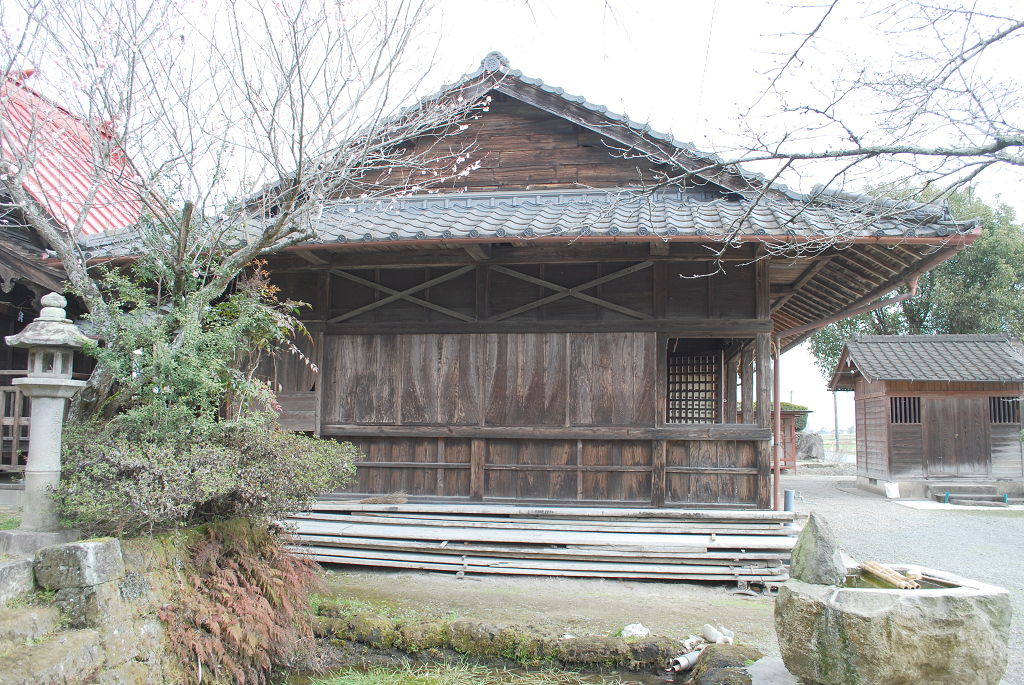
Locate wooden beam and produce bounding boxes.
[320,423,773,441]
[741,346,754,425]
[770,258,831,314]
[651,440,666,507]
[328,266,476,323]
[296,250,329,265]
[756,254,770,320]
[0,243,65,293]
[755,332,772,509]
[462,243,491,261]
[487,262,654,321]
[725,359,738,424]
[471,438,485,502]
[325,318,775,335]
[650,242,670,257]
[271,243,763,271]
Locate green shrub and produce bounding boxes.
[781,402,810,432]
[54,409,355,537]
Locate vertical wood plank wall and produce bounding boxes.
[319,332,765,506]
[854,379,1024,481]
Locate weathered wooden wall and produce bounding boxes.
[854,379,1024,480]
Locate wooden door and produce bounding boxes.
[923,397,990,477]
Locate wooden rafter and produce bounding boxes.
[770,258,831,314]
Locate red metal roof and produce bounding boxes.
[1,77,140,236]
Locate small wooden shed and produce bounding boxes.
[830,335,1024,495]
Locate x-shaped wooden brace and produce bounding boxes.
[488,261,654,321]
[328,266,476,323]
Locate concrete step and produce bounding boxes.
[926,483,998,497]
[932,493,1006,503]
[949,498,1008,508]
[0,605,61,643]
[0,629,100,685]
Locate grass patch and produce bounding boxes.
[309,663,643,685]
[0,515,20,530]
[315,594,422,622]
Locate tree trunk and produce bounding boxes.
[68,363,116,423]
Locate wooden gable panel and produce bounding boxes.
[388,95,671,192]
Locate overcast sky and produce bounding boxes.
[416,0,1023,431]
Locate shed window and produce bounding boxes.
[889,396,920,424]
[667,354,719,423]
[989,397,1021,424]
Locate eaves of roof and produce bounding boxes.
[836,334,1024,385]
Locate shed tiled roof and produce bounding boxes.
[841,335,1024,383]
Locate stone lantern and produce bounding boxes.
[1,292,87,551]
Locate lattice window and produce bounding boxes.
[889,396,920,424]
[990,396,1021,424]
[667,354,719,423]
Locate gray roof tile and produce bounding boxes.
[843,335,1024,383]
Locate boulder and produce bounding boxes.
[789,512,846,586]
[691,644,765,685]
[34,539,125,590]
[795,432,824,461]
[775,572,1011,685]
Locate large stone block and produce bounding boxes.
[34,538,125,590]
[775,568,1011,685]
[0,559,33,605]
[789,512,846,586]
[55,580,123,628]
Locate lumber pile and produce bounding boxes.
[287,502,799,583]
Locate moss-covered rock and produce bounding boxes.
[397,621,449,652]
[556,635,631,665]
[347,611,398,648]
[691,644,765,685]
[628,635,682,666]
[449,619,508,657]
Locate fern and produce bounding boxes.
[158,520,323,684]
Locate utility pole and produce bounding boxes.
[833,390,840,458]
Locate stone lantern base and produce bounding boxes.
[0,529,80,558]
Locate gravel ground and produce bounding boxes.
[781,472,1024,684]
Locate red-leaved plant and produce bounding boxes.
[158,520,323,684]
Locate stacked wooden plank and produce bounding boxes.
[288,503,799,583]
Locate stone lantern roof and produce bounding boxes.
[5,293,90,350]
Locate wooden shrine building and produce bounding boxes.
[82,52,983,512]
[830,335,1024,497]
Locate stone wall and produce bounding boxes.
[8,536,186,684]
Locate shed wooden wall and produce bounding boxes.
[854,379,1024,481]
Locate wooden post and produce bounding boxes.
[470,438,485,502]
[756,332,772,509]
[741,345,754,424]
[651,439,666,507]
[755,252,772,509]
[725,359,738,424]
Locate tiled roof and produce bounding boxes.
[842,335,1024,383]
[76,187,977,258]
[1,78,141,236]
